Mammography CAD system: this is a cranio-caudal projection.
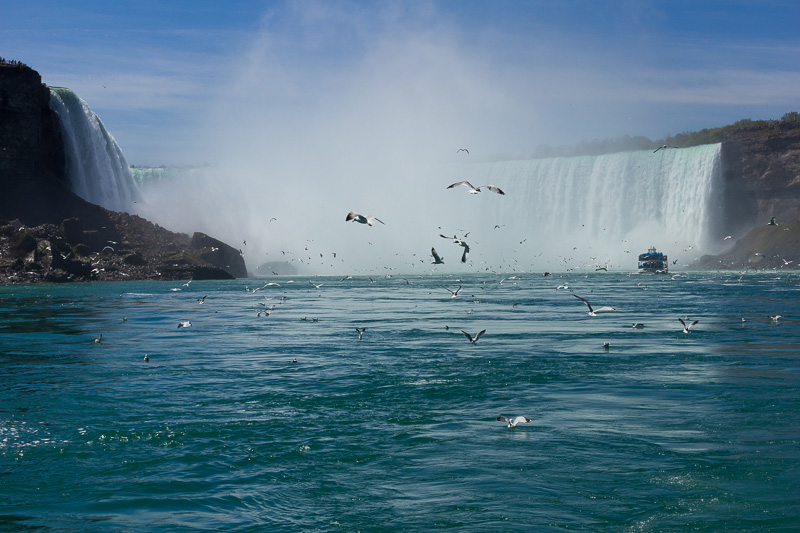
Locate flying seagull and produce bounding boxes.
[497,416,531,428]
[447,181,505,195]
[573,294,616,316]
[440,234,470,263]
[431,247,445,264]
[355,327,366,340]
[197,295,207,304]
[653,144,679,153]
[92,334,103,344]
[678,317,698,333]
[462,329,486,345]
[346,211,385,226]
[178,320,192,329]
[446,285,462,298]
[457,148,469,154]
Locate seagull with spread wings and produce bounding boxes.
[447,181,505,195]
[346,211,385,226]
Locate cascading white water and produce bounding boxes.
[443,144,722,271]
[127,145,722,274]
[48,87,141,212]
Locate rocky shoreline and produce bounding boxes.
[0,213,247,284]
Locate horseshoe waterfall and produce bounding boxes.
[447,143,723,270]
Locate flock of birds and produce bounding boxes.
[345,176,506,270]
[94,146,792,430]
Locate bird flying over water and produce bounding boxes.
[431,247,445,264]
[678,317,698,333]
[457,148,469,154]
[446,286,462,298]
[346,211,385,226]
[440,234,470,263]
[447,181,505,195]
[462,329,486,345]
[573,294,615,316]
[178,320,192,328]
[497,416,531,428]
[356,327,366,340]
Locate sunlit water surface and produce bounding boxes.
[2,272,799,531]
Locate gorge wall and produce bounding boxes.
[0,62,246,282]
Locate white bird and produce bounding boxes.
[143,354,149,362]
[197,295,207,304]
[346,211,385,226]
[497,416,531,428]
[440,234,470,263]
[723,235,733,240]
[355,327,366,340]
[431,247,445,264]
[462,329,486,345]
[632,323,644,328]
[573,294,615,316]
[178,320,192,329]
[678,317,698,333]
[447,181,505,195]
[446,286,462,298]
[768,315,783,322]
[653,144,679,153]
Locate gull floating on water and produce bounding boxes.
[143,354,149,362]
[446,181,505,195]
[346,211,385,226]
[678,317,698,333]
[462,329,486,345]
[92,334,103,344]
[178,320,192,329]
[573,294,616,316]
[497,416,531,428]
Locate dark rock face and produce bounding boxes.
[695,222,800,270]
[719,124,800,235]
[0,62,247,283]
[190,232,248,279]
[696,123,800,268]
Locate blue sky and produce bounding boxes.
[3,0,799,166]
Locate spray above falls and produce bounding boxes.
[49,87,141,212]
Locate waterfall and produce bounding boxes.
[442,144,722,270]
[48,87,141,212]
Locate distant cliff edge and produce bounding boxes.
[0,62,246,283]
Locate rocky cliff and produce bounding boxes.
[0,62,247,282]
[697,122,800,269]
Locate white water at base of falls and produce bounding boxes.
[128,144,721,274]
[442,144,722,271]
[49,87,141,212]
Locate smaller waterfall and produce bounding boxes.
[49,87,141,212]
